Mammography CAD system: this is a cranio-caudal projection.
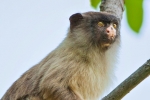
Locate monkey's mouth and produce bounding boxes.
[101,36,116,48]
[102,43,111,47]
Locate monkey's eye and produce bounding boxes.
[113,24,117,29]
[98,22,104,27]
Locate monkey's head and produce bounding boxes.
[68,11,120,50]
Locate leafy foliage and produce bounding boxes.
[126,0,143,33]
[90,0,101,9]
[90,0,144,33]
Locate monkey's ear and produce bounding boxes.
[69,13,83,30]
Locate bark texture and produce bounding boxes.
[100,0,124,19]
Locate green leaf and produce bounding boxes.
[125,0,143,33]
[90,0,101,9]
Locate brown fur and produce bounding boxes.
[1,11,120,100]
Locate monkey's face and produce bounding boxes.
[93,18,119,48]
[69,12,120,49]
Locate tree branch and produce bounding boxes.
[100,0,124,19]
[102,59,150,100]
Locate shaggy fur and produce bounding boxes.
[1,11,120,100]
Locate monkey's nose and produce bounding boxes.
[106,30,110,33]
[106,26,116,39]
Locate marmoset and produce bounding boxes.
[1,11,120,100]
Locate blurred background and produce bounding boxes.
[0,0,150,99]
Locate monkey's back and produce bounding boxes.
[1,64,42,99]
